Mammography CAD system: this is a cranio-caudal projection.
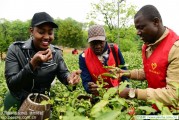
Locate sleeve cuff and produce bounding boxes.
[137,89,147,100]
[130,70,137,79]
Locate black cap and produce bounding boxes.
[31,12,58,28]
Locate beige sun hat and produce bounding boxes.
[88,25,106,42]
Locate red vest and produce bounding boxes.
[142,29,178,88]
[85,44,120,88]
[142,29,179,111]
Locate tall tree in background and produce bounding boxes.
[58,18,84,48]
[0,19,30,60]
[9,20,29,41]
[87,0,137,44]
[0,19,13,60]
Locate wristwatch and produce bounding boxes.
[128,88,136,98]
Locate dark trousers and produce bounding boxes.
[3,91,21,111]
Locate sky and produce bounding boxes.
[0,0,179,34]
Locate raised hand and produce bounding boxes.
[30,48,52,70]
[67,70,82,85]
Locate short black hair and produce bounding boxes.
[134,5,162,22]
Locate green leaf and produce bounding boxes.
[118,81,129,93]
[103,66,116,69]
[96,110,121,120]
[102,73,117,79]
[161,107,173,115]
[170,81,179,88]
[138,106,156,114]
[122,72,130,77]
[90,100,109,116]
[117,98,126,106]
[40,100,50,105]
[78,107,85,113]
[103,87,118,100]
[118,64,129,68]
[156,101,164,111]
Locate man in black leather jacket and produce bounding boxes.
[4,12,81,111]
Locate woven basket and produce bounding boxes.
[18,93,51,120]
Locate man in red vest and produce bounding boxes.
[119,5,179,110]
[79,25,128,96]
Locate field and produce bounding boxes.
[0,51,178,120]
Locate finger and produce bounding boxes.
[71,72,80,80]
[45,49,52,57]
[70,79,79,85]
[91,85,98,89]
[90,88,98,94]
[88,82,95,88]
[77,69,82,74]
[41,50,52,61]
[88,82,94,86]
[69,76,80,85]
[39,49,49,55]
[73,79,80,85]
[91,83,98,88]
[46,52,52,60]
[72,70,82,75]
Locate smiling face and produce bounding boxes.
[30,23,54,51]
[134,14,159,44]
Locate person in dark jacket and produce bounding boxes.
[79,25,128,96]
[4,12,81,111]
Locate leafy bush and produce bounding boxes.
[0,52,178,120]
[119,38,139,52]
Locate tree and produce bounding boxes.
[57,18,84,48]
[0,19,13,60]
[87,0,137,44]
[53,18,63,45]
[9,20,30,41]
[0,19,30,60]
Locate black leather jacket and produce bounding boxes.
[5,38,70,101]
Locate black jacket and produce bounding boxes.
[5,38,70,101]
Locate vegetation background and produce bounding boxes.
[0,0,178,119]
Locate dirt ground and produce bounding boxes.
[62,47,84,54]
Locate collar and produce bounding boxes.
[22,38,34,49]
[146,28,169,51]
[102,42,108,53]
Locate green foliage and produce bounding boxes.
[0,61,7,111]
[9,20,29,41]
[0,52,178,119]
[138,106,156,115]
[0,0,141,56]
[87,0,139,52]
[0,19,13,59]
[119,38,139,52]
[57,18,85,48]
[0,19,30,60]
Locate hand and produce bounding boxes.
[67,70,81,85]
[106,67,130,79]
[119,69,131,78]
[88,82,99,96]
[119,88,130,99]
[30,49,52,70]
